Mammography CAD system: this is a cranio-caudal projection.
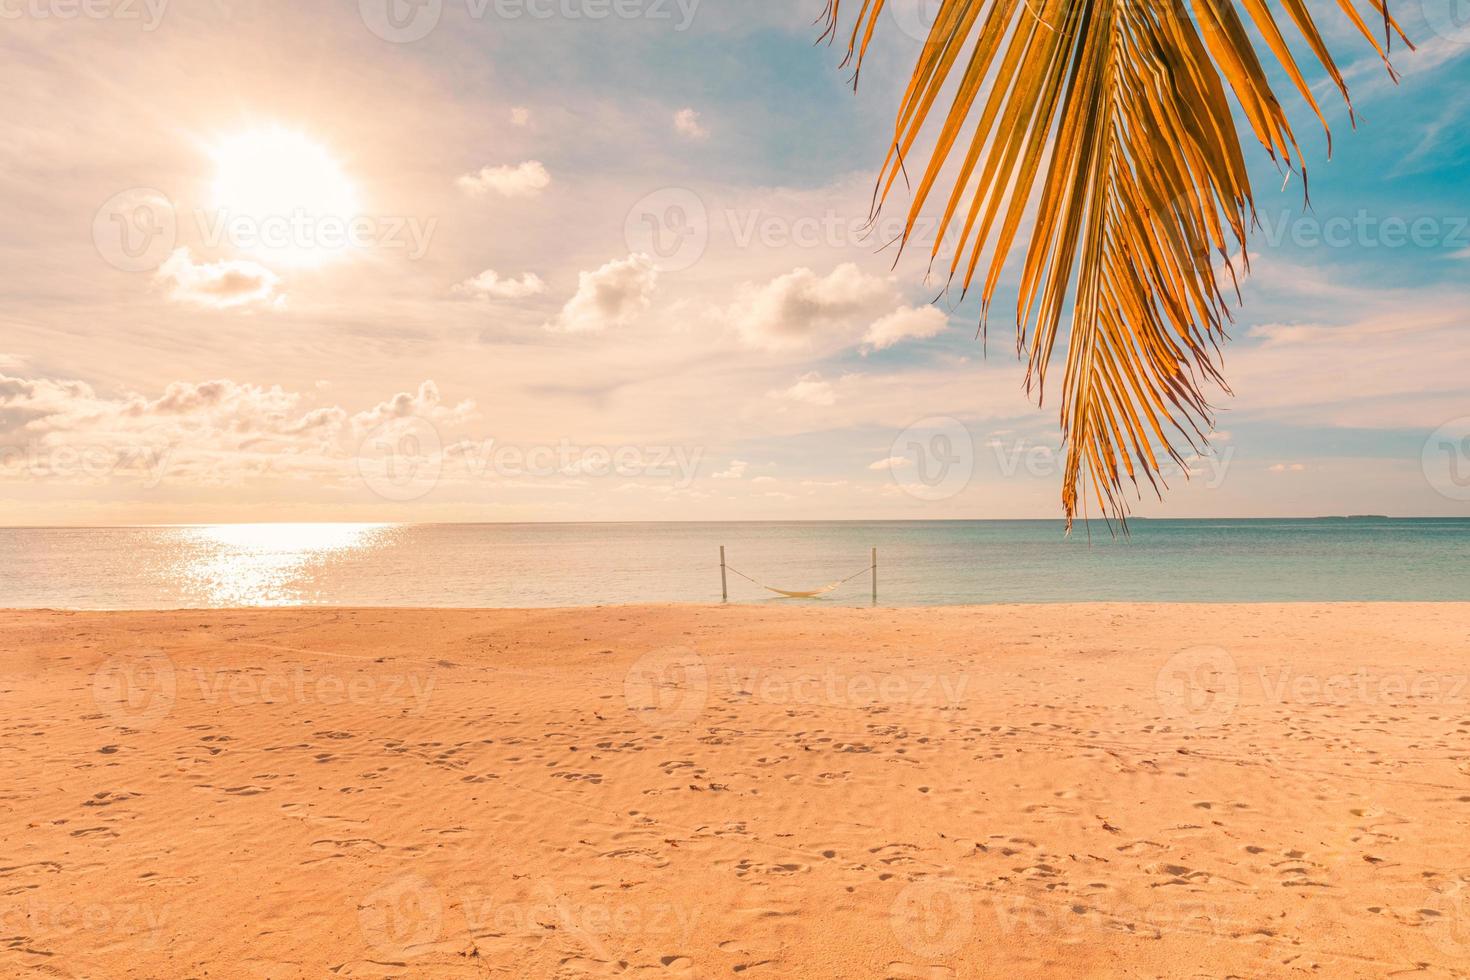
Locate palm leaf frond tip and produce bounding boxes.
[826,0,1409,529]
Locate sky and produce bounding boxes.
[2,0,1468,525]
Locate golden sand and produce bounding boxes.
[2,604,1468,978]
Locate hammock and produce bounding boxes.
[725,562,873,600]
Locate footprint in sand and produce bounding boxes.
[310,838,386,854]
[279,802,367,830]
[82,791,141,808]
[223,785,270,796]
[733,859,810,878]
[869,843,922,868]
[601,847,671,869]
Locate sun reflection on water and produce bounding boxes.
[173,523,393,607]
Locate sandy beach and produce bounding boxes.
[2,603,1468,978]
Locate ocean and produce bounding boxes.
[1,519,1467,609]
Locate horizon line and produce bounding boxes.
[6,514,1469,531]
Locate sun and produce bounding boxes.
[210,127,360,267]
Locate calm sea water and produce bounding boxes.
[1,519,1467,609]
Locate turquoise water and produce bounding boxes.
[0,519,1466,609]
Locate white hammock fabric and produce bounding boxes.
[725,563,873,600]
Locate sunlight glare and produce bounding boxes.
[177,523,390,606]
[210,127,360,267]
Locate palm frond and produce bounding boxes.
[826,0,1409,529]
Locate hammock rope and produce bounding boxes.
[724,561,874,599]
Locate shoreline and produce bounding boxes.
[4,603,1468,977]
[6,596,1470,613]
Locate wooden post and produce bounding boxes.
[720,546,728,603]
[872,547,878,605]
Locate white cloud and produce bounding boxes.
[0,374,103,436]
[454,269,547,300]
[156,248,281,310]
[510,106,531,127]
[0,372,478,488]
[1226,274,1470,429]
[544,254,658,333]
[864,305,948,351]
[1270,463,1307,473]
[868,456,911,471]
[730,264,895,351]
[674,107,709,140]
[713,460,748,479]
[779,373,836,406]
[457,161,551,198]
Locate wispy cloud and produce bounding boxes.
[778,372,837,406]
[454,269,547,300]
[674,107,710,140]
[864,306,948,351]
